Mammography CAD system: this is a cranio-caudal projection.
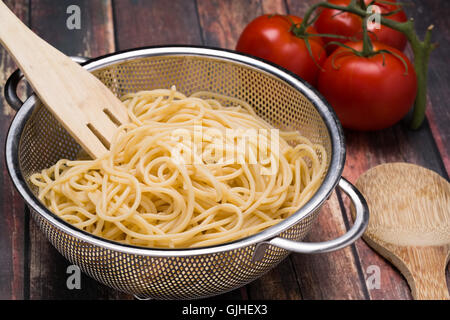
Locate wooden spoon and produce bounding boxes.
[0,0,129,159]
[355,163,450,300]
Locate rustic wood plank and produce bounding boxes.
[247,196,368,300]
[112,0,242,300]
[342,120,449,299]
[1,0,444,300]
[113,0,243,300]
[342,126,449,299]
[287,0,450,300]
[261,0,288,13]
[197,0,368,300]
[338,1,450,294]
[0,0,29,300]
[196,0,303,300]
[197,0,286,49]
[31,0,115,57]
[290,192,368,299]
[402,0,450,176]
[112,0,202,50]
[418,0,450,288]
[197,0,263,50]
[27,0,129,300]
[247,257,302,300]
[280,0,368,300]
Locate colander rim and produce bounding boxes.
[5,45,346,257]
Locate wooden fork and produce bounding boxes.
[0,0,129,159]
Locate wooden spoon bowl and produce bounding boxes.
[355,163,450,300]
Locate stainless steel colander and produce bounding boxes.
[5,46,368,299]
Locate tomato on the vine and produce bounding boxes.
[314,0,408,54]
[317,41,417,131]
[236,15,327,86]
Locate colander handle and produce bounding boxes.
[4,56,89,111]
[260,177,369,256]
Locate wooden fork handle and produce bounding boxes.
[0,0,62,77]
[0,1,128,159]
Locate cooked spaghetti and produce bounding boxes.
[29,87,327,248]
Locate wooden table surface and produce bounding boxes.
[0,0,448,300]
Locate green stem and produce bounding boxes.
[296,1,437,129]
[409,25,437,129]
[361,16,373,56]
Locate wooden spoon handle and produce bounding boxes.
[401,246,450,300]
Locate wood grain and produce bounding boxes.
[278,0,370,300]
[196,0,286,50]
[112,0,247,300]
[290,192,368,299]
[247,255,302,300]
[30,0,115,57]
[342,123,450,299]
[0,0,28,300]
[355,163,450,300]
[27,0,130,300]
[396,246,449,300]
[197,0,306,300]
[287,0,450,300]
[197,0,262,49]
[0,0,129,159]
[112,0,202,50]
[197,0,369,300]
[0,0,448,300]
[402,0,450,177]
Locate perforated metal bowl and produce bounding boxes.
[5,46,368,299]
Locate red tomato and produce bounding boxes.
[314,0,408,54]
[317,41,417,131]
[236,15,327,86]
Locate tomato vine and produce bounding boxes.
[293,0,438,129]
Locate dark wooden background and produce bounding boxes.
[0,0,448,300]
